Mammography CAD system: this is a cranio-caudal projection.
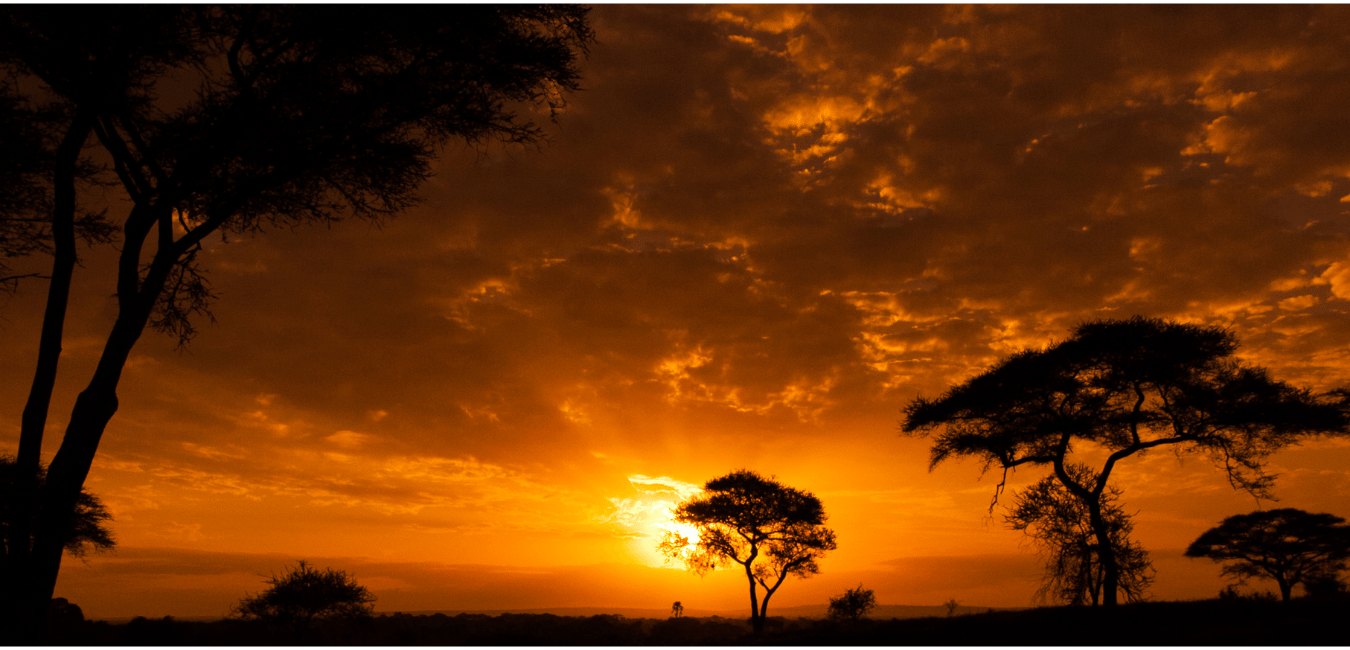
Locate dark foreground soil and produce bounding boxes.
[40,597,1350,645]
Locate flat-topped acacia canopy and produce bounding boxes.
[903,316,1349,605]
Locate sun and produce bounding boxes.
[628,503,704,568]
[606,475,704,567]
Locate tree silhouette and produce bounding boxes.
[657,470,836,634]
[0,456,113,559]
[0,6,592,638]
[670,601,683,618]
[1185,508,1350,602]
[903,316,1347,606]
[1006,464,1153,605]
[826,584,876,622]
[233,560,375,642]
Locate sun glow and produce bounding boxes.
[605,475,704,567]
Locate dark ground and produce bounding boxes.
[38,596,1350,645]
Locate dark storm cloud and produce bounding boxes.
[59,4,1350,471]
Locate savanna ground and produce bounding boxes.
[43,595,1350,645]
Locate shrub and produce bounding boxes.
[827,585,877,622]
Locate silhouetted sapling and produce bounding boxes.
[1006,464,1153,605]
[671,601,683,618]
[903,316,1348,606]
[1186,508,1350,602]
[657,470,837,634]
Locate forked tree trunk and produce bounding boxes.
[1051,458,1120,607]
[6,252,164,641]
[756,569,787,632]
[756,587,776,633]
[6,359,130,642]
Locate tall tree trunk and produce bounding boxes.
[757,583,781,632]
[20,316,148,638]
[2,109,94,645]
[1087,498,1118,606]
[743,561,761,633]
[1277,577,1291,603]
[7,236,167,641]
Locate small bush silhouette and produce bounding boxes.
[1301,574,1346,599]
[1217,585,1281,602]
[233,560,375,641]
[44,598,86,643]
[826,585,876,622]
[1,455,115,558]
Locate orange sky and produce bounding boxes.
[5,5,1350,619]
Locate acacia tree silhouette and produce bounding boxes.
[657,470,836,634]
[1006,464,1153,605]
[1186,508,1350,602]
[0,6,592,639]
[903,317,1347,606]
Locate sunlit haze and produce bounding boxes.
[5,5,1350,619]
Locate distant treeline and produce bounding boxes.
[48,596,1350,645]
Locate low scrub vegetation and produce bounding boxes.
[46,595,1350,645]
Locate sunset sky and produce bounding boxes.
[5,5,1350,619]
